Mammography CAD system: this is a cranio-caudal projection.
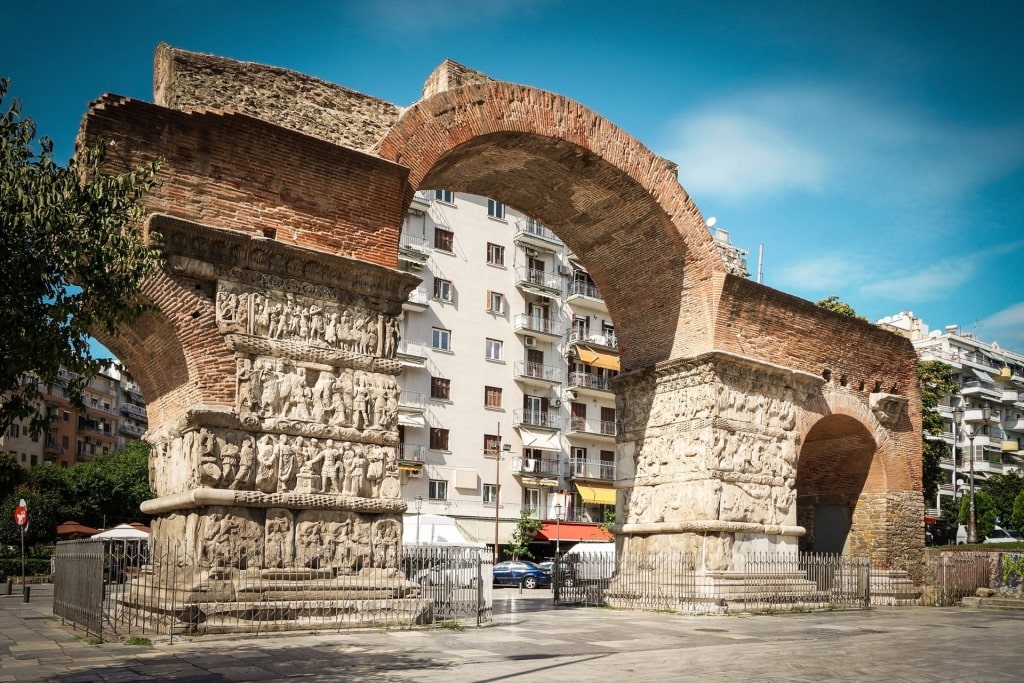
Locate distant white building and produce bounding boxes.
[878,312,1024,511]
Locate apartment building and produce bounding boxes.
[1,366,149,469]
[879,312,1024,510]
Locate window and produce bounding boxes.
[433,278,453,302]
[428,479,448,501]
[485,338,503,361]
[483,483,497,504]
[430,427,450,451]
[8,424,18,438]
[432,327,451,351]
[61,435,69,450]
[484,386,503,408]
[484,434,501,455]
[434,227,454,252]
[430,376,451,400]
[487,199,505,219]
[487,291,505,314]
[434,189,454,203]
[486,242,505,266]
[62,410,70,423]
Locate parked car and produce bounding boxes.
[414,559,481,588]
[983,527,1023,544]
[492,561,551,589]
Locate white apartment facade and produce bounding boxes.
[395,190,620,550]
[880,312,1024,511]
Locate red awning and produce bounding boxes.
[56,521,100,537]
[535,521,613,543]
[924,515,938,525]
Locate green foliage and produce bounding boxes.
[0,452,25,501]
[601,507,616,535]
[815,296,869,322]
[505,508,543,560]
[0,78,162,437]
[980,471,1024,527]
[1011,490,1024,532]
[0,558,51,577]
[918,360,960,503]
[959,490,997,540]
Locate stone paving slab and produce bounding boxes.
[4,587,1024,681]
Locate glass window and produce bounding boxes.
[484,434,500,455]
[434,227,454,252]
[486,242,505,266]
[428,479,448,500]
[485,338,503,361]
[432,327,451,351]
[430,428,450,451]
[433,278,453,302]
[487,291,505,314]
[434,189,454,203]
[487,199,505,219]
[483,483,497,504]
[430,376,451,400]
[484,386,502,408]
[8,424,18,438]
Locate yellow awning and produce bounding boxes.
[577,346,619,371]
[521,477,559,488]
[577,483,616,506]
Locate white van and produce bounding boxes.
[563,542,615,582]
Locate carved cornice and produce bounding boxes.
[148,214,420,307]
[140,488,407,515]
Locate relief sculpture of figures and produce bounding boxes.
[275,434,296,493]
[231,436,256,489]
[319,440,342,494]
[255,434,278,493]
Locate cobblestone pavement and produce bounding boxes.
[3,585,1024,682]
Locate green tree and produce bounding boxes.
[1011,490,1024,532]
[815,295,869,321]
[1,78,161,437]
[505,508,543,560]
[918,360,960,503]
[66,441,152,528]
[0,451,25,501]
[959,490,998,541]
[980,471,1024,527]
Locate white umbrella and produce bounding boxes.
[91,523,150,540]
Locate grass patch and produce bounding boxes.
[126,636,152,646]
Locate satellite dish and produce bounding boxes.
[706,216,717,228]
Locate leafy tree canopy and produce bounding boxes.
[959,490,998,541]
[980,470,1024,527]
[919,360,960,503]
[1,78,161,437]
[506,507,543,561]
[815,295,869,322]
[1011,490,1024,532]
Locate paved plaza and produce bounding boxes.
[3,585,1024,682]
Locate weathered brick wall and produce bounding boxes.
[79,95,409,270]
[153,43,400,153]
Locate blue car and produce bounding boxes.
[492,560,551,589]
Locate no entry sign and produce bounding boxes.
[14,505,27,527]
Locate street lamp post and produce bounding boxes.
[967,404,992,544]
[554,503,563,556]
[414,495,423,546]
[951,405,963,508]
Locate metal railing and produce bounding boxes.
[567,417,617,437]
[514,361,563,383]
[568,457,615,480]
[568,329,618,349]
[513,409,562,429]
[514,266,563,291]
[924,550,991,606]
[513,314,563,337]
[568,371,614,392]
[552,551,871,613]
[514,219,564,246]
[54,540,494,642]
[566,280,603,301]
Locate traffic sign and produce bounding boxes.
[14,506,28,527]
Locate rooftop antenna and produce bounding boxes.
[757,244,764,284]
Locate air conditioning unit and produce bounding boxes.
[558,265,572,276]
[407,468,423,478]
[521,459,536,472]
[524,247,539,257]
[566,390,578,401]
[406,261,424,271]
[524,336,537,348]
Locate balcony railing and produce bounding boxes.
[121,403,147,418]
[514,361,562,384]
[120,422,146,437]
[513,314,563,337]
[566,280,603,301]
[514,219,564,247]
[511,456,560,477]
[569,329,618,349]
[568,457,615,481]
[396,338,429,361]
[566,417,617,438]
[513,409,562,430]
[514,266,563,292]
[399,392,427,410]
[398,444,424,462]
[405,287,429,308]
[398,232,431,254]
[568,371,614,392]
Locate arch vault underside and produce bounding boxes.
[77,46,925,625]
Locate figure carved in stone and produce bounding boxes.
[350,445,368,498]
[220,434,240,485]
[372,519,400,568]
[198,428,221,487]
[327,516,354,570]
[352,376,371,430]
[383,316,399,359]
[202,512,239,567]
[296,519,326,568]
[265,509,294,568]
[255,434,278,493]
[367,445,385,498]
[319,440,342,494]
[275,434,296,493]
[231,435,256,490]
[310,370,335,423]
[340,443,356,495]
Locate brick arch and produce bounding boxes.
[377,81,726,369]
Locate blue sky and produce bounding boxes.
[3,0,1023,350]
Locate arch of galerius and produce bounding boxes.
[75,44,924,628]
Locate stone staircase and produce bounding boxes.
[869,570,921,606]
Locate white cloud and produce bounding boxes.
[980,302,1024,348]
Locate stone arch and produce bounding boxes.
[377,79,725,370]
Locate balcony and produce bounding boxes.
[120,402,147,419]
[964,407,998,424]
[510,455,560,478]
[396,338,429,367]
[403,287,429,313]
[1002,389,1019,403]
[568,328,618,350]
[565,416,617,440]
[514,266,563,296]
[120,422,146,437]
[513,314,563,340]
[397,443,425,472]
[962,380,1002,400]
[513,409,562,430]
[409,191,432,214]
[567,371,614,396]
[567,457,615,481]
[1002,439,1021,453]
[565,280,606,312]
[513,218,564,251]
[514,361,562,387]
[398,232,430,267]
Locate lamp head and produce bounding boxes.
[981,404,992,421]
[414,495,422,512]
[952,406,964,423]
